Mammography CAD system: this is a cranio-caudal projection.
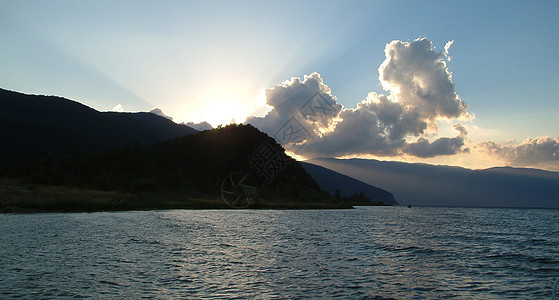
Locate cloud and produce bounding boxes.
[453,123,468,137]
[111,104,124,112]
[246,37,471,158]
[444,40,454,61]
[149,108,173,120]
[184,121,213,131]
[303,96,468,158]
[303,102,404,157]
[403,136,467,158]
[478,137,559,165]
[239,37,554,169]
[379,38,469,122]
[245,72,342,152]
[302,93,429,157]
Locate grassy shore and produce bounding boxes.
[0,178,356,213]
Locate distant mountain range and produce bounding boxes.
[301,162,397,205]
[308,158,559,208]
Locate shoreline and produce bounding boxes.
[1,178,382,213]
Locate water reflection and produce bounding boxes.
[0,207,558,298]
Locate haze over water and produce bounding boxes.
[1,207,558,298]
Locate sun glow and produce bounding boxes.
[185,84,272,128]
[197,88,253,127]
[203,99,244,127]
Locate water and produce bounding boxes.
[1,207,558,299]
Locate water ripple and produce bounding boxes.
[0,207,558,298]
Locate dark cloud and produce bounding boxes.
[403,136,466,158]
[453,123,468,137]
[365,93,427,140]
[478,137,559,165]
[303,104,403,157]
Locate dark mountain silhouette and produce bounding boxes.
[1,88,388,209]
[309,158,559,208]
[301,162,397,205]
[11,123,362,208]
[0,88,198,171]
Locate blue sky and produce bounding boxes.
[2,1,559,170]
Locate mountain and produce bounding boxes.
[301,162,397,205]
[1,88,375,210]
[0,88,198,171]
[308,158,559,208]
[81,123,322,196]
[9,123,361,208]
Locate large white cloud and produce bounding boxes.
[379,38,469,122]
[241,37,558,169]
[245,72,342,152]
[246,38,470,158]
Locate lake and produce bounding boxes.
[1,207,558,299]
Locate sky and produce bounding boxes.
[2,0,559,171]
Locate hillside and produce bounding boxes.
[2,121,362,210]
[1,88,393,210]
[0,88,198,171]
[301,162,397,205]
[64,124,321,196]
[308,158,559,208]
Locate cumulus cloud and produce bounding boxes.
[478,137,559,165]
[378,38,469,122]
[303,102,405,157]
[239,37,555,168]
[149,108,173,120]
[246,37,470,158]
[245,72,342,152]
[247,73,342,133]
